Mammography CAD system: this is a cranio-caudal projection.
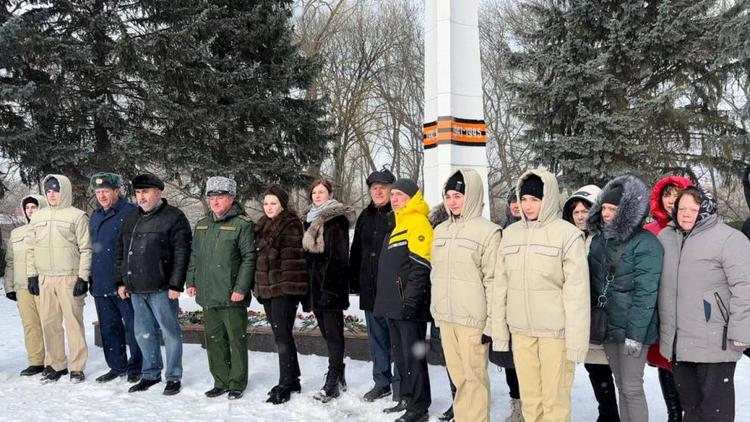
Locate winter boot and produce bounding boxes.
[70,371,85,383]
[396,409,429,422]
[384,398,409,414]
[438,405,454,421]
[20,365,45,377]
[128,378,161,393]
[505,398,524,422]
[41,368,68,383]
[267,382,301,405]
[227,390,244,400]
[314,369,344,403]
[204,387,227,398]
[163,380,181,396]
[659,369,683,422]
[339,363,347,392]
[96,370,123,383]
[364,385,392,402]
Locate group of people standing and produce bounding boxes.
[3,166,750,422]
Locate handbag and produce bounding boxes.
[590,242,628,345]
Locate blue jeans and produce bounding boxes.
[131,291,183,381]
[365,310,400,396]
[94,295,142,376]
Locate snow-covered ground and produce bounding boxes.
[0,294,748,421]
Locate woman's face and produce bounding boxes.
[601,203,618,225]
[572,201,590,230]
[310,184,331,206]
[676,194,700,231]
[662,187,679,215]
[263,194,283,219]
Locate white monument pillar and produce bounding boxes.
[423,0,490,217]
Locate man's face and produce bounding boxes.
[24,203,39,220]
[444,190,465,216]
[390,189,410,211]
[208,193,234,218]
[521,195,542,221]
[135,188,162,212]
[369,183,391,207]
[95,188,119,210]
[46,190,60,207]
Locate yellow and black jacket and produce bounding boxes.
[374,190,433,321]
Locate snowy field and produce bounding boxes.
[1,294,748,421]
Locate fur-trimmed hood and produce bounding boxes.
[649,175,693,228]
[587,174,650,242]
[301,203,355,253]
[429,204,449,227]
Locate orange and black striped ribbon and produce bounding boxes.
[423,116,487,149]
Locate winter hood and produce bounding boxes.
[42,174,74,208]
[516,169,561,225]
[562,184,602,224]
[442,168,485,223]
[587,174,650,242]
[671,186,718,233]
[21,194,47,222]
[395,189,430,222]
[649,176,693,228]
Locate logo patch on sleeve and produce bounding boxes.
[418,235,425,242]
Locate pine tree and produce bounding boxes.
[508,0,750,187]
[134,0,330,199]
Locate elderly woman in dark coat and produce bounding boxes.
[658,186,750,422]
[301,179,355,403]
[254,185,308,405]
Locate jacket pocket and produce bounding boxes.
[456,238,479,265]
[53,221,76,245]
[528,290,565,332]
[502,245,523,290]
[33,221,50,241]
[431,238,449,265]
[529,245,561,279]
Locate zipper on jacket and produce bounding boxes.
[396,277,404,302]
[672,230,689,358]
[523,225,534,332]
[125,217,142,285]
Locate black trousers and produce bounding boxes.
[673,361,736,422]
[263,296,301,385]
[505,367,520,400]
[388,319,431,413]
[313,310,345,372]
[585,363,620,422]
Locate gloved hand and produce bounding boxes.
[28,276,40,296]
[624,338,643,357]
[481,334,492,345]
[73,278,88,297]
[6,292,17,301]
[730,340,750,352]
[401,304,418,320]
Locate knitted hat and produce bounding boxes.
[391,178,419,198]
[444,172,465,195]
[519,175,544,200]
[601,184,624,206]
[263,184,290,210]
[44,177,60,193]
[507,187,518,204]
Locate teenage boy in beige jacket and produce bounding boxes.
[491,169,590,422]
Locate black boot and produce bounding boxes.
[96,370,123,383]
[384,398,409,414]
[363,385,392,402]
[659,368,683,422]
[396,409,429,422]
[266,382,301,405]
[438,405,454,421]
[128,378,161,393]
[20,365,45,376]
[314,369,343,403]
[41,368,68,383]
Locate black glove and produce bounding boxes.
[401,304,418,320]
[73,278,88,297]
[481,334,492,344]
[6,292,17,301]
[28,276,40,296]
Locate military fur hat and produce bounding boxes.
[206,176,237,196]
[90,172,123,190]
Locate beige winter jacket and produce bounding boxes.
[491,169,591,363]
[431,169,502,335]
[25,175,92,280]
[4,195,48,292]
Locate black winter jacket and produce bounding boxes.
[115,199,192,294]
[742,166,750,240]
[301,204,355,312]
[349,201,393,311]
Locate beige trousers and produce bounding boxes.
[39,275,87,371]
[17,289,46,366]
[439,321,491,422]
[513,334,576,422]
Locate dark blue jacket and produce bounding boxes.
[90,198,137,297]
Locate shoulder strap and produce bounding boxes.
[597,241,629,308]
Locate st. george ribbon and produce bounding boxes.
[423,0,490,217]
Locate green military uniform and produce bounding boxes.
[186,201,256,392]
